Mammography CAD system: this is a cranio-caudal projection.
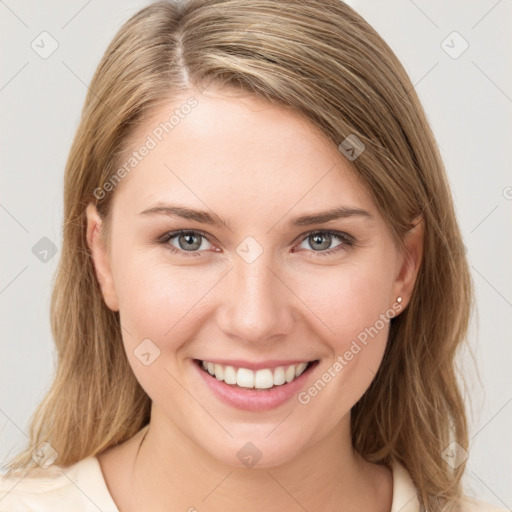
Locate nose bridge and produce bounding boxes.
[217,243,293,343]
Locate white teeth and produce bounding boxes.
[254,369,274,389]
[214,364,224,381]
[273,366,285,386]
[237,368,254,388]
[199,360,313,389]
[224,365,237,385]
[285,365,296,383]
[295,362,308,377]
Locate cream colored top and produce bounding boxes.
[0,455,506,511]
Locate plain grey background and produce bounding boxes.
[1,0,511,508]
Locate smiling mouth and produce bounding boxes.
[194,359,319,390]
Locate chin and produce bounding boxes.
[199,427,313,470]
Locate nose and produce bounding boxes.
[216,250,295,346]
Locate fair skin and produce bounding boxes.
[87,87,423,512]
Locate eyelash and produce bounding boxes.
[157,229,355,258]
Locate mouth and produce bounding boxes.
[193,358,320,391]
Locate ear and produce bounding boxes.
[85,203,119,312]
[392,216,424,311]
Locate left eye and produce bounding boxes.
[295,231,353,255]
[157,230,354,257]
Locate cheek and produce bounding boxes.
[110,255,208,402]
[294,258,394,347]
[111,251,219,352]
[290,280,391,428]
[292,257,394,402]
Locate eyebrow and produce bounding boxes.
[138,203,374,228]
[138,204,230,228]
[286,206,373,227]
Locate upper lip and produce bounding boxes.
[195,358,316,371]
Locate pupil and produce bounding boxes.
[311,233,330,251]
[180,233,200,251]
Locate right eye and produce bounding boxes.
[158,230,216,257]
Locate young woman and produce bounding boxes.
[0,1,504,510]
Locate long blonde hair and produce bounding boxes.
[4,1,474,509]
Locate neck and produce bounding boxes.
[123,405,392,512]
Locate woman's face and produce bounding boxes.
[87,88,421,468]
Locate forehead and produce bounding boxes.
[110,89,377,221]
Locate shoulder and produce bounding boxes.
[391,461,508,512]
[0,456,119,512]
[460,495,509,512]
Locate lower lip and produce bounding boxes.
[193,359,319,412]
